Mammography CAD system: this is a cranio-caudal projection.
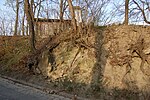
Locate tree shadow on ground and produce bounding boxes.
[89,27,108,98]
[89,27,150,100]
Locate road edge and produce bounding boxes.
[0,74,88,100]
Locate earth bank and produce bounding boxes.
[0,25,150,99]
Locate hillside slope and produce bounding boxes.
[1,25,150,99]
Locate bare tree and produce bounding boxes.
[60,0,63,21]
[0,18,6,35]
[0,10,14,36]
[67,0,77,33]
[82,0,112,25]
[22,12,25,36]
[26,21,29,35]
[14,0,19,35]
[24,0,36,52]
[124,0,129,25]
[132,0,150,24]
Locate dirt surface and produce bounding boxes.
[1,25,150,100]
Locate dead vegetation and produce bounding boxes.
[0,36,30,71]
[1,25,150,99]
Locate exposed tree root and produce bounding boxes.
[127,38,150,76]
[25,31,86,74]
[70,46,81,69]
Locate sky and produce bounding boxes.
[0,0,149,36]
[0,0,15,19]
[0,0,5,10]
[0,0,13,15]
[0,0,149,25]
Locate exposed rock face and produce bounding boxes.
[48,41,96,84]
[36,25,150,96]
[37,50,56,77]
[102,25,150,91]
[35,28,97,86]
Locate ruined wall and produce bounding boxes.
[35,21,71,39]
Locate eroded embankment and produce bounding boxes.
[38,25,150,99]
[1,25,150,99]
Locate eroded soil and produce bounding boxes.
[1,25,150,100]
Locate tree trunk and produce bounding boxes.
[10,21,13,35]
[25,0,36,52]
[67,0,77,33]
[60,0,63,21]
[26,22,29,35]
[124,0,129,25]
[22,12,25,36]
[14,0,19,35]
[59,0,63,32]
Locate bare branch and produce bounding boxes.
[132,0,150,24]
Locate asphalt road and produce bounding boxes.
[0,77,71,100]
